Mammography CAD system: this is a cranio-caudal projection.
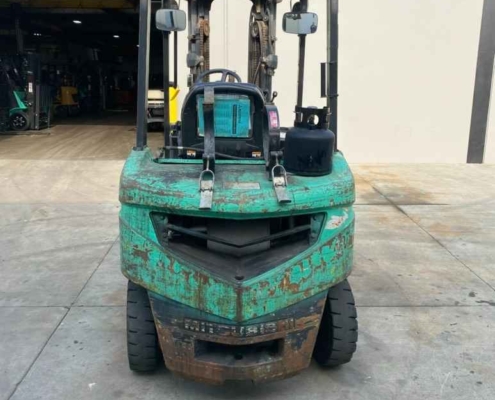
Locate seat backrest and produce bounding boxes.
[180,82,266,157]
[197,94,251,138]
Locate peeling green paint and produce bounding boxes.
[119,148,355,321]
[121,209,353,321]
[119,148,355,218]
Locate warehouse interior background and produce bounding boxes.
[0,0,493,163]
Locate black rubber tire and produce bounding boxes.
[313,279,358,367]
[9,112,30,131]
[127,280,161,372]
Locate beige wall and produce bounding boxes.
[171,0,484,163]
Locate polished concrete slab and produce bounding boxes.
[351,206,495,307]
[0,159,123,204]
[1,118,494,399]
[75,241,126,307]
[8,306,495,400]
[0,307,67,400]
[0,204,119,306]
[353,164,495,206]
[354,175,389,205]
[402,205,495,291]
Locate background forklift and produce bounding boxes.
[53,72,80,118]
[0,53,52,132]
[120,0,357,384]
[147,82,180,131]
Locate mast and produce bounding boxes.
[247,0,278,101]
[186,0,214,85]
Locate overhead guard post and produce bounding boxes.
[162,0,171,155]
[135,0,151,150]
[328,0,339,149]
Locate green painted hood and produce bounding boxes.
[119,148,355,218]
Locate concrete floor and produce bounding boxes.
[1,117,495,399]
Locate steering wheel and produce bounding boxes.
[196,69,242,84]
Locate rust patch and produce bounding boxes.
[132,246,150,263]
[193,270,212,310]
[153,297,323,384]
[279,274,300,294]
[259,281,270,289]
[290,326,314,351]
[182,269,192,283]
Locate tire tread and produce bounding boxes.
[313,279,358,367]
[126,280,161,372]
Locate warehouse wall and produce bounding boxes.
[172,0,484,163]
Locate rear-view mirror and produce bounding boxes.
[156,9,187,32]
[283,12,318,35]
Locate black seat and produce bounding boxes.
[180,82,267,158]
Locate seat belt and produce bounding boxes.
[199,86,215,210]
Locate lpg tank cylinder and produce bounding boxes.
[284,107,335,176]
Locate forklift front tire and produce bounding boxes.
[127,280,162,372]
[313,279,358,367]
[9,112,30,131]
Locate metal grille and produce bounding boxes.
[150,213,324,280]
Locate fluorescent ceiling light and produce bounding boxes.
[113,35,120,39]
[73,20,82,24]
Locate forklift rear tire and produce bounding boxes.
[127,280,162,372]
[313,279,358,367]
[9,112,30,131]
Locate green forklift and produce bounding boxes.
[0,56,30,131]
[0,54,51,132]
[120,0,357,384]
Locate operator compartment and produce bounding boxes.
[178,70,271,161]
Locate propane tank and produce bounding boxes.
[284,106,335,176]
